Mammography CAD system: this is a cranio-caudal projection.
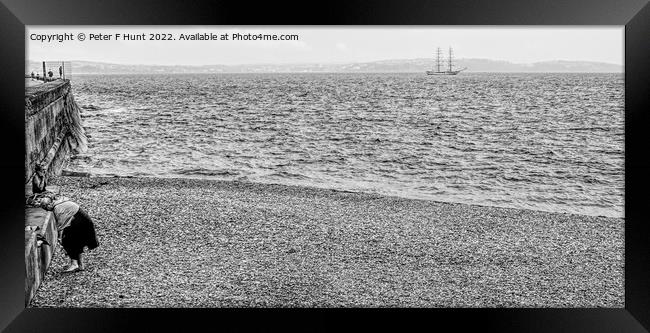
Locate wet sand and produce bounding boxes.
[30,176,624,307]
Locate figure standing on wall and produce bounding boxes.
[31,71,35,80]
[47,70,53,82]
[39,194,100,273]
[59,66,63,79]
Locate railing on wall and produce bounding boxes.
[26,61,72,82]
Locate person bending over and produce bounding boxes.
[40,195,99,273]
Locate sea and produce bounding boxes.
[66,73,624,218]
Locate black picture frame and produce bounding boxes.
[1,0,648,331]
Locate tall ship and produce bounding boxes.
[426,47,467,75]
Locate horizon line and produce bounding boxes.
[25,57,624,68]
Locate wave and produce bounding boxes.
[81,104,101,110]
[566,127,615,131]
[266,171,310,180]
[173,168,240,177]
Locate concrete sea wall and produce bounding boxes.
[24,206,58,307]
[24,79,86,306]
[25,80,86,183]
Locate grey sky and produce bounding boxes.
[27,26,623,66]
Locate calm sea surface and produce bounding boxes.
[67,73,624,217]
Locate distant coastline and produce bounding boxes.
[27,58,623,74]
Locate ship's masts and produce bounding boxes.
[448,47,453,72]
[436,47,442,72]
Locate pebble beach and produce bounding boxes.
[30,176,624,307]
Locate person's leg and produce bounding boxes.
[64,211,96,272]
[64,249,81,272]
[61,227,82,272]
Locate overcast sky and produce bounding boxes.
[27,26,623,66]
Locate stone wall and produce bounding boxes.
[25,80,85,186]
[25,207,58,307]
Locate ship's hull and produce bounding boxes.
[426,70,462,75]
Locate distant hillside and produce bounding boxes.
[26,58,623,74]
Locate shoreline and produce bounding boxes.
[58,173,624,220]
[31,175,624,307]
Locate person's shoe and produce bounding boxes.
[63,261,80,273]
